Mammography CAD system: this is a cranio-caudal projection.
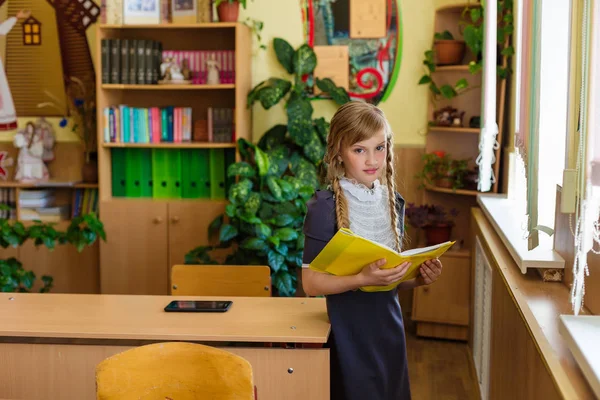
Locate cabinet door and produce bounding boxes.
[412,253,471,326]
[167,200,226,271]
[19,221,100,294]
[100,200,168,295]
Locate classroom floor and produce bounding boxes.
[404,316,479,400]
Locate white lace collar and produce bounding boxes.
[339,177,384,202]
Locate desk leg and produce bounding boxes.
[0,343,329,400]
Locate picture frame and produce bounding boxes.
[172,0,197,24]
[123,0,161,25]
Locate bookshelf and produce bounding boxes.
[96,23,252,295]
[411,2,509,341]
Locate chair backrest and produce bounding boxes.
[170,265,271,297]
[96,342,254,400]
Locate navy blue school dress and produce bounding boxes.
[302,189,412,400]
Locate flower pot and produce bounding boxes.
[434,40,466,65]
[434,177,454,188]
[81,153,98,183]
[217,1,240,22]
[424,224,452,246]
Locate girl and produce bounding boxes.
[302,101,443,400]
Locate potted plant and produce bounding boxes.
[185,38,350,297]
[417,151,470,190]
[0,207,106,292]
[38,76,98,183]
[215,0,249,22]
[405,203,459,245]
[433,30,465,65]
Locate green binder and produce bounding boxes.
[209,149,226,200]
[111,148,127,197]
[224,148,237,197]
[181,149,210,199]
[125,148,152,198]
[152,149,182,199]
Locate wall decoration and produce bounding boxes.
[4,0,100,117]
[0,151,14,180]
[299,0,402,105]
[0,9,31,130]
[13,120,55,182]
[22,15,41,45]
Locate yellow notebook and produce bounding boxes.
[309,228,456,292]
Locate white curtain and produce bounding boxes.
[571,0,600,315]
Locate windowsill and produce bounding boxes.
[477,194,565,273]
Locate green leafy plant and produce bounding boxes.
[0,208,106,292]
[242,17,266,50]
[418,2,515,105]
[416,151,470,190]
[185,37,350,297]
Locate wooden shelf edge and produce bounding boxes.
[436,2,481,13]
[98,22,239,29]
[425,184,480,196]
[0,181,98,189]
[102,142,236,149]
[104,197,229,204]
[101,84,235,90]
[427,126,480,134]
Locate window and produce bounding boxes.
[22,16,41,46]
[512,0,570,251]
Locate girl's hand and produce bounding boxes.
[418,258,443,285]
[358,259,411,287]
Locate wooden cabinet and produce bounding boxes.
[411,251,471,341]
[100,199,225,294]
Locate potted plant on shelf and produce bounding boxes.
[405,203,459,245]
[184,37,350,297]
[37,76,98,183]
[417,151,470,190]
[433,30,466,65]
[215,0,249,22]
[0,207,106,292]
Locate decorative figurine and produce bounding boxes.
[13,121,55,182]
[206,54,220,85]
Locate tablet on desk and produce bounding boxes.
[164,300,233,313]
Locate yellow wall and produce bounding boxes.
[241,0,437,146]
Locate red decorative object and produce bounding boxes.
[0,151,14,180]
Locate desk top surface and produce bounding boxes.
[0,293,330,343]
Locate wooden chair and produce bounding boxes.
[95,342,256,400]
[170,265,271,297]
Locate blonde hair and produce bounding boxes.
[323,101,402,251]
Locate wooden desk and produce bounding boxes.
[0,293,331,400]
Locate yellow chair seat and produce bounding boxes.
[96,342,254,400]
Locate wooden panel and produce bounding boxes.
[350,0,387,39]
[171,265,271,296]
[472,208,595,399]
[19,235,99,294]
[412,254,471,326]
[235,23,252,143]
[313,45,349,91]
[415,321,468,341]
[489,266,562,400]
[0,343,329,400]
[554,186,600,314]
[99,200,169,294]
[0,293,330,343]
[167,200,226,268]
[393,145,424,311]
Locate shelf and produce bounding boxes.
[101,84,235,90]
[105,197,229,204]
[434,65,471,72]
[436,2,481,13]
[0,181,98,189]
[98,23,238,29]
[425,184,480,196]
[428,126,480,134]
[102,142,236,149]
